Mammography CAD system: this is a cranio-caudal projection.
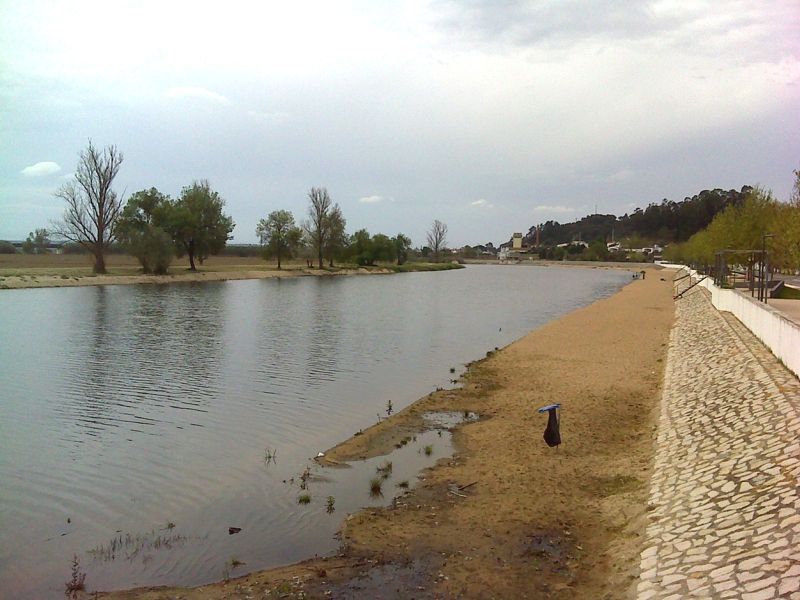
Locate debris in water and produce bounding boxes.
[228,527,242,535]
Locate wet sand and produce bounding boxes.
[0,266,396,289]
[93,267,675,599]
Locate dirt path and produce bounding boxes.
[97,268,675,599]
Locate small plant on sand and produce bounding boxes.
[423,445,433,456]
[298,493,311,505]
[369,477,384,497]
[326,496,336,513]
[65,554,86,598]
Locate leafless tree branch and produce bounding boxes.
[50,141,124,273]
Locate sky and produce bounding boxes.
[1,1,799,247]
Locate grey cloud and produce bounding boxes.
[435,0,799,61]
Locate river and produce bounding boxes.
[0,264,630,597]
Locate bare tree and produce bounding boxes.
[51,141,124,273]
[304,187,332,268]
[426,219,448,261]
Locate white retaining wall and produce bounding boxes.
[664,264,800,378]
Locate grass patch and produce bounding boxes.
[776,285,800,300]
[369,477,384,497]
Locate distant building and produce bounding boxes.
[512,233,523,250]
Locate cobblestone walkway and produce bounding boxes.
[638,288,800,599]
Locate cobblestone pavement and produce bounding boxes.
[638,288,800,599]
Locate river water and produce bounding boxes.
[0,265,630,597]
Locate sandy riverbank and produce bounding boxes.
[0,266,400,289]
[0,254,468,290]
[94,266,675,599]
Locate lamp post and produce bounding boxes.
[761,233,774,303]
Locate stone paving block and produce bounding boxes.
[636,289,800,599]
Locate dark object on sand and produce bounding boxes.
[228,527,242,535]
[537,404,561,448]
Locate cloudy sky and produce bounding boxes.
[1,1,798,246]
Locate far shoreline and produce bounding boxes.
[0,259,463,291]
[0,253,656,291]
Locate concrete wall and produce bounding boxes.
[667,265,800,378]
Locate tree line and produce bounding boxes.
[34,141,449,274]
[663,175,800,272]
[527,187,753,248]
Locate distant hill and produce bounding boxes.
[519,186,752,247]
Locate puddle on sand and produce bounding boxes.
[422,410,479,430]
[307,557,446,600]
[302,411,477,511]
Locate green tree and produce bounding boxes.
[116,188,174,274]
[256,210,303,269]
[371,234,396,264]
[51,141,123,273]
[0,240,17,254]
[323,204,347,267]
[394,233,411,265]
[22,228,50,254]
[582,239,610,261]
[349,229,374,265]
[164,181,235,271]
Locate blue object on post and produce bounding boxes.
[537,403,561,448]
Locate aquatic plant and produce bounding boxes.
[65,555,86,599]
[369,477,383,497]
[299,466,311,490]
[87,529,187,563]
[376,461,393,479]
[424,445,433,456]
[396,480,409,489]
[264,448,277,464]
[298,493,311,505]
[386,399,393,415]
[450,367,456,373]
[326,496,336,513]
